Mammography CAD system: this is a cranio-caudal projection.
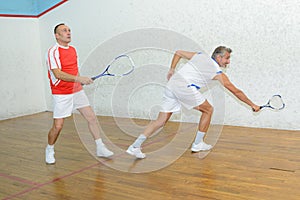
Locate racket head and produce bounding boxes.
[106,54,135,77]
[91,54,135,80]
[262,94,285,110]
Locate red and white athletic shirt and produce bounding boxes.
[46,44,82,94]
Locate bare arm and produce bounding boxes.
[214,73,260,112]
[167,50,197,80]
[52,68,93,85]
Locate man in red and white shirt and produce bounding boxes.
[45,23,113,164]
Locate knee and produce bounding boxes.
[207,104,214,114]
[196,101,214,115]
[53,123,63,132]
[87,114,97,124]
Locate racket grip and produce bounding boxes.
[81,77,96,85]
[252,106,263,111]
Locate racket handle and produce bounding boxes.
[81,77,96,85]
[252,106,263,111]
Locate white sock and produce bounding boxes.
[47,144,54,149]
[95,138,104,146]
[194,131,205,144]
[132,134,147,148]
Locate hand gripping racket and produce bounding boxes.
[255,95,285,111]
[91,54,135,80]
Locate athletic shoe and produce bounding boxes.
[45,147,55,164]
[126,145,146,159]
[97,144,114,157]
[191,141,212,152]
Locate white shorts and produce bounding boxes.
[52,90,90,119]
[161,86,206,113]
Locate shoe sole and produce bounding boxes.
[126,149,146,159]
[191,147,212,152]
[97,153,114,158]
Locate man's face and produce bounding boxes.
[55,25,71,46]
[216,51,231,68]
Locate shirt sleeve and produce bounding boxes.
[47,46,61,70]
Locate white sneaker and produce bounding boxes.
[126,145,146,159]
[97,144,114,158]
[45,147,55,164]
[191,141,212,152]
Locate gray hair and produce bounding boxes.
[211,46,232,59]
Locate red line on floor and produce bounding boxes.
[3,126,197,200]
[0,173,39,186]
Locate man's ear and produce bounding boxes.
[215,54,222,60]
[55,33,59,39]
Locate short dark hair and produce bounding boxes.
[54,23,65,34]
[212,46,232,59]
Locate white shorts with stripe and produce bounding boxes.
[160,85,206,113]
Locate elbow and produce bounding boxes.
[51,69,62,80]
[53,73,62,80]
[175,50,183,56]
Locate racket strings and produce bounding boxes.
[108,56,134,76]
[269,96,285,109]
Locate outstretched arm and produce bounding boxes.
[214,73,260,112]
[167,50,197,80]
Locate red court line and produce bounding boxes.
[37,0,68,18]
[0,173,39,186]
[3,126,196,200]
[0,14,38,18]
[2,149,132,200]
[0,0,68,18]
[2,162,101,200]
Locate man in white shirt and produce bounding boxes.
[126,46,260,159]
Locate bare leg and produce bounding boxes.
[191,100,214,151]
[127,112,173,158]
[143,112,173,137]
[193,100,214,133]
[48,118,64,145]
[46,118,64,164]
[78,106,114,157]
[78,106,100,140]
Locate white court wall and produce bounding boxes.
[1,0,299,130]
[0,18,46,119]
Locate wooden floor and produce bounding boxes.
[0,112,299,200]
